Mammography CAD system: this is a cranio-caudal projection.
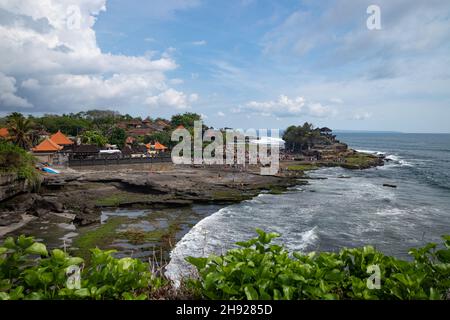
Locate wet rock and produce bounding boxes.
[0,173,31,202]
[73,207,101,226]
[3,193,41,212]
[35,196,65,213]
[33,208,48,218]
[0,212,22,226]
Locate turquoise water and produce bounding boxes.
[167,133,450,280]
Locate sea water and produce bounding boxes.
[166,133,450,282]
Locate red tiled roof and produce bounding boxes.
[154,141,168,150]
[32,138,63,152]
[145,141,168,150]
[0,128,8,138]
[50,130,73,145]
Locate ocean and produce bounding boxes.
[166,132,450,282]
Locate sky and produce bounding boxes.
[0,0,449,133]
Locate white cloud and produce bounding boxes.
[0,72,32,108]
[352,110,372,120]
[169,78,184,85]
[240,95,332,118]
[330,98,343,104]
[217,111,225,117]
[21,78,40,90]
[0,0,194,115]
[191,40,207,46]
[146,88,198,110]
[189,93,199,103]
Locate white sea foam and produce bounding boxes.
[356,149,385,156]
[297,226,319,251]
[373,208,406,216]
[165,206,321,285]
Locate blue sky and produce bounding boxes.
[0,0,449,132]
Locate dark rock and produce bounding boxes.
[73,207,100,226]
[0,212,22,226]
[0,173,32,202]
[33,208,48,217]
[4,193,42,212]
[383,184,397,188]
[35,196,65,213]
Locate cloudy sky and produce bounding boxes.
[0,0,449,133]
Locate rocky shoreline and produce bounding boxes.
[0,151,384,238]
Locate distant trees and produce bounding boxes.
[81,131,107,147]
[33,114,90,137]
[108,127,126,148]
[171,112,202,128]
[143,131,172,148]
[283,122,332,152]
[0,111,209,150]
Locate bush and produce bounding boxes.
[0,235,165,300]
[0,141,39,183]
[187,229,450,300]
[1,231,449,300]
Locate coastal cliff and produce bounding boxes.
[0,174,30,202]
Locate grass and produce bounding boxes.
[287,164,320,171]
[72,217,126,259]
[95,193,153,207]
[211,190,250,202]
[342,152,379,169]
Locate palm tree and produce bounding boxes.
[6,112,34,149]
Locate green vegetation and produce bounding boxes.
[143,131,172,148]
[0,110,208,151]
[0,141,39,184]
[287,164,320,171]
[4,113,34,149]
[72,217,126,256]
[0,235,162,300]
[283,123,334,153]
[342,153,379,169]
[80,130,108,147]
[170,112,202,129]
[211,190,251,202]
[2,231,448,300]
[95,193,154,207]
[108,127,126,149]
[188,230,450,300]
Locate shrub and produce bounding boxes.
[0,141,39,183]
[187,229,450,300]
[0,235,164,300]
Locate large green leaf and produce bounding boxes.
[244,285,259,300]
[25,243,48,256]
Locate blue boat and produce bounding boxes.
[42,167,60,174]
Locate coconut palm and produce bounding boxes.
[6,112,34,149]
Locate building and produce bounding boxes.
[0,128,8,140]
[69,145,100,160]
[146,141,168,155]
[50,130,74,146]
[121,144,148,158]
[31,138,63,163]
[31,131,73,165]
